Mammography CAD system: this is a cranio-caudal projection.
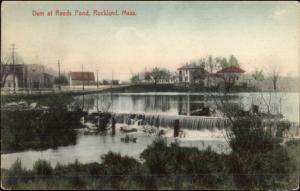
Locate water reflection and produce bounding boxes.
[72,92,299,122]
[72,94,211,115]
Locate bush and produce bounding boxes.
[33,160,53,177]
[2,158,30,189]
[101,152,141,189]
[226,113,294,189]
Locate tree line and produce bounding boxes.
[130,55,282,92]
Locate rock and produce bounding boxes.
[6,102,18,107]
[18,101,28,107]
[30,102,37,108]
[120,126,138,133]
[121,135,137,143]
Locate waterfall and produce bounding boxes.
[113,112,300,134]
[113,113,231,130]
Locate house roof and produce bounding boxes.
[69,72,95,81]
[216,66,245,74]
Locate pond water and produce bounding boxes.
[1,92,299,169]
[1,125,228,170]
[73,92,299,122]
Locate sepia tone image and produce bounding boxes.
[1,1,299,190]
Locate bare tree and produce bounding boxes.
[270,66,280,91]
[252,69,264,90]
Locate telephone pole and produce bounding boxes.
[111,70,114,112]
[82,64,85,110]
[82,64,85,91]
[58,60,61,91]
[111,70,113,89]
[96,69,99,88]
[11,44,16,94]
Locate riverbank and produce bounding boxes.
[1,138,298,190]
[101,84,258,93]
[100,84,299,93]
[0,88,112,104]
[0,98,86,154]
[2,84,298,104]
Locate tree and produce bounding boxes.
[216,55,240,69]
[206,56,214,87]
[190,67,207,86]
[220,57,228,69]
[252,69,264,81]
[144,71,152,81]
[130,74,140,84]
[213,86,293,190]
[252,69,264,90]
[228,55,239,67]
[270,66,280,91]
[150,67,170,85]
[54,75,68,85]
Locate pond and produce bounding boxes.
[1,125,228,170]
[73,92,299,122]
[1,92,299,169]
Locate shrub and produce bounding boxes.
[226,113,294,189]
[101,152,141,189]
[33,159,53,177]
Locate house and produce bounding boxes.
[1,63,55,90]
[157,72,179,84]
[69,72,95,86]
[177,63,208,84]
[215,66,246,87]
[27,64,56,88]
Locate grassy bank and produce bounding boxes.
[1,84,296,104]
[101,83,259,93]
[1,138,298,190]
[0,90,103,104]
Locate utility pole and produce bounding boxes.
[58,60,61,91]
[11,44,16,94]
[96,69,99,88]
[82,64,85,110]
[111,70,113,89]
[82,64,85,91]
[111,70,114,112]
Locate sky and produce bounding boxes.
[1,1,300,81]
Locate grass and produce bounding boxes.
[1,137,298,190]
[285,139,300,189]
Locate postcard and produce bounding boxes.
[1,1,299,190]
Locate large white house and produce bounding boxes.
[177,63,207,84]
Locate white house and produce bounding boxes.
[177,63,208,84]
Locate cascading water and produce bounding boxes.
[113,113,231,130]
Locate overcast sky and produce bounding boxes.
[1,1,299,81]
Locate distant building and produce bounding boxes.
[177,63,208,84]
[157,73,178,84]
[69,72,95,86]
[102,79,119,85]
[1,64,56,90]
[215,66,246,86]
[27,64,56,88]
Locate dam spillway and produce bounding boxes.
[114,113,231,130]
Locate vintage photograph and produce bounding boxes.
[1,1,299,190]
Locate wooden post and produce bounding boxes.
[111,117,116,136]
[174,119,180,137]
[83,113,87,123]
